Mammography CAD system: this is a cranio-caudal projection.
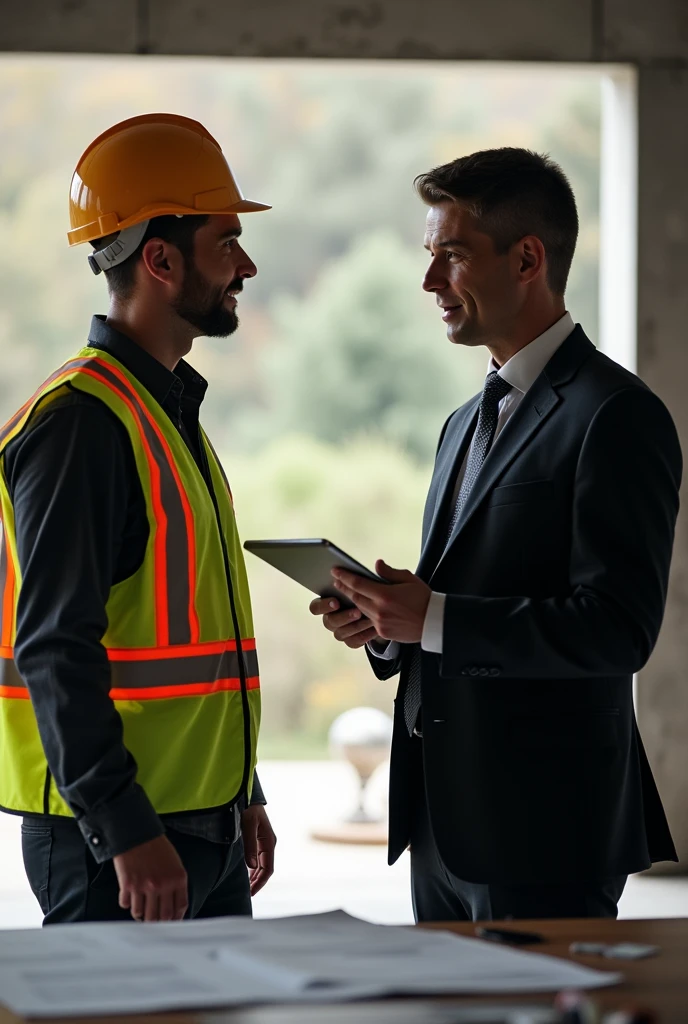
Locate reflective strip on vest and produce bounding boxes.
[0,523,15,650]
[0,640,259,701]
[0,648,24,698]
[0,356,201,647]
[0,357,100,449]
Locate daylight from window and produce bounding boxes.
[0,57,601,923]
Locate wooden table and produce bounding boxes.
[0,918,686,1024]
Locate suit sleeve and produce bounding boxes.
[440,387,682,679]
[366,642,404,680]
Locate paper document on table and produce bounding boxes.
[210,911,622,997]
[0,942,327,1018]
[0,910,621,1018]
[0,928,92,967]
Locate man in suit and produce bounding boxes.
[310,148,681,921]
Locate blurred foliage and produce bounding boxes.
[0,57,601,755]
[256,232,486,460]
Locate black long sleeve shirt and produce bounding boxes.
[5,316,264,863]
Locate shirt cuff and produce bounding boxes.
[367,639,401,660]
[74,783,164,863]
[249,771,267,806]
[421,592,446,654]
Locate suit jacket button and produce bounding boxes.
[489,667,501,677]
[479,667,488,676]
[469,667,479,676]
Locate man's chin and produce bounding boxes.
[183,311,239,339]
[447,320,482,348]
[447,327,469,347]
[206,315,239,339]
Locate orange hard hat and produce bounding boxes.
[67,112,270,248]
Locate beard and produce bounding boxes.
[173,263,242,338]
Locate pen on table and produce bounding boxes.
[475,925,545,946]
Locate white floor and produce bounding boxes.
[1,760,686,928]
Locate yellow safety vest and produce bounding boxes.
[0,347,260,817]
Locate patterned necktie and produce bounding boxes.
[447,370,512,538]
[402,370,512,737]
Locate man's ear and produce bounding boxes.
[140,239,183,287]
[518,235,547,284]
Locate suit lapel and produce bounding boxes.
[430,327,596,581]
[429,377,559,579]
[416,397,479,580]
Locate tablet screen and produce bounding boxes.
[243,538,384,608]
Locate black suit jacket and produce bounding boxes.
[369,326,681,884]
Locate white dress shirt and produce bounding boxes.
[371,311,575,661]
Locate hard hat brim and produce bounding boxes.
[67,198,271,247]
[227,199,272,214]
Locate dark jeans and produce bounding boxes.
[21,818,252,925]
[410,786,627,923]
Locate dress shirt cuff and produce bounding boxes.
[367,639,401,660]
[421,592,446,654]
[74,783,165,864]
[249,771,267,806]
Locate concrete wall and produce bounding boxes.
[635,67,688,872]
[1,0,687,867]
[0,0,686,63]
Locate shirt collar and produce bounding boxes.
[489,311,575,396]
[87,315,208,410]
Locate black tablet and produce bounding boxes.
[243,538,386,609]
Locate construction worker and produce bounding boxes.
[0,113,276,924]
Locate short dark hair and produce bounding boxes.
[414,148,578,295]
[91,214,210,298]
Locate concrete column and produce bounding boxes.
[635,68,688,872]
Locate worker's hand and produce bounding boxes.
[309,594,381,649]
[113,834,188,923]
[331,559,432,644]
[242,804,276,897]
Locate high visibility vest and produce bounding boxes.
[0,347,260,817]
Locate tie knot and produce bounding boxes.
[482,371,512,405]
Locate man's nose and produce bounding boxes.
[237,246,257,279]
[422,261,444,293]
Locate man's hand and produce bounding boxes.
[113,834,188,923]
[242,805,276,897]
[330,559,432,644]
[309,594,381,649]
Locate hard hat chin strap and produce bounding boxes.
[88,220,150,276]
